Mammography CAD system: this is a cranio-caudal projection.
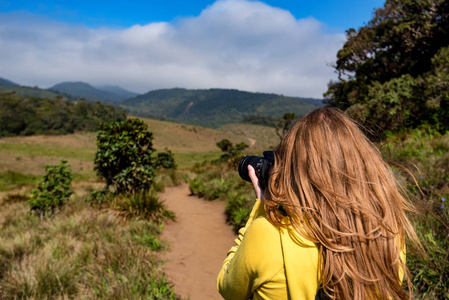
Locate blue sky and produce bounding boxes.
[0,0,383,30]
[0,0,385,97]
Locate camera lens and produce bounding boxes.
[238,151,274,189]
[238,155,263,183]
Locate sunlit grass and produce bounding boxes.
[0,143,95,161]
[0,171,38,192]
[0,188,184,299]
[171,150,222,169]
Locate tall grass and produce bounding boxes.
[0,189,184,299]
[380,128,449,299]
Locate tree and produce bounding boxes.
[216,139,249,161]
[275,113,297,140]
[94,118,175,194]
[325,0,449,133]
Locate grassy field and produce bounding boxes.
[0,117,278,190]
[218,123,280,150]
[138,117,254,152]
[0,116,286,299]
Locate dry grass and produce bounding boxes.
[0,184,183,300]
[218,123,280,150]
[139,117,249,152]
[0,132,97,148]
[0,153,94,176]
[0,118,278,193]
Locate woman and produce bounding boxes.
[217,108,419,299]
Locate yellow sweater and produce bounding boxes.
[217,200,407,300]
[217,200,320,300]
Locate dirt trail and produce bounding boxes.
[159,184,236,300]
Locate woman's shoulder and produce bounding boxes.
[244,215,282,245]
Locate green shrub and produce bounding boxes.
[216,139,248,161]
[94,118,176,195]
[29,160,73,219]
[86,189,108,205]
[225,191,253,231]
[189,162,254,232]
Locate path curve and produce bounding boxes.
[159,184,236,300]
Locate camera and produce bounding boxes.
[238,150,274,189]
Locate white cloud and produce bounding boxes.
[0,0,345,98]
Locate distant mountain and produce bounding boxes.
[122,88,323,128]
[0,77,20,86]
[96,85,139,99]
[49,82,129,103]
[0,84,63,99]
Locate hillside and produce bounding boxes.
[123,88,323,128]
[218,123,279,150]
[0,77,19,86]
[97,85,139,99]
[0,92,127,137]
[0,117,258,187]
[0,84,62,99]
[49,81,135,103]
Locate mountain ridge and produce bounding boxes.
[0,77,324,129]
[123,88,323,128]
[49,81,135,103]
[0,77,19,86]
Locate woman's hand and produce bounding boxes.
[248,165,264,202]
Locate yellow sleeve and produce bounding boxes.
[216,200,283,300]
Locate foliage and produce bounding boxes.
[93,118,177,220]
[155,150,177,169]
[241,115,279,127]
[29,160,73,219]
[216,139,249,161]
[325,0,449,133]
[86,189,108,205]
[0,83,61,99]
[275,112,297,139]
[123,88,322,128]
[0,92,127,137]
[380,129,449,298]
[94,118,176,195]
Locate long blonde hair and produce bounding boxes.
[264,108,419,299]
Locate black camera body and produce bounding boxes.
[238,150,274,189]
